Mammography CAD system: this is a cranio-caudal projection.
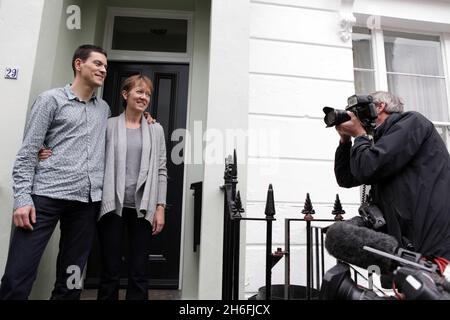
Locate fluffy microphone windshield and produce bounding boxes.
[325,217,399,273]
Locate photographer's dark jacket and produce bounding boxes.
[335,111,450,259]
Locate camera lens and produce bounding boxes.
[325,112,336,127]
[323,107,351,127]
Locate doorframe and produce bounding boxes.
[103,7,194,63]
[101,6,194,290]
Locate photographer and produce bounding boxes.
[334,91,450,260]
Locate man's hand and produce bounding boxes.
[143,112,156,124]
[38,147,52,161]
[152,205,165,235]
[336,128,351,144]
[13,205,36,230]
[335,112,367,139]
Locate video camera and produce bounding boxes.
[323,94,378,134]
[320,247,450,300]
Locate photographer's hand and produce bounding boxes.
[336,128,351,144]
[336,112,366,139]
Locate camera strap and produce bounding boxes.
[361,184,370,204]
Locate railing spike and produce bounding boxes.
[302,193,315,221]
[264,184,276,218]
[332,194,345,221]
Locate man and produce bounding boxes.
[334,91,450,260]
[0,45,110,300]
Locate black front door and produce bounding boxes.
[85,62,189,289]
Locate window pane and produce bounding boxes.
[354,70,375,95]
[112,17,187,53]
[352,27,373,69]
[387,74,449,122]
[434,125,450,150]
[384,31,444,76]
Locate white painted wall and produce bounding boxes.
[246,0,356,298]
[0,0,45,282]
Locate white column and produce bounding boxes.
[180,0,211,299]
[0,0,45,276]
[198,0,250,299]
[371,27,388,91]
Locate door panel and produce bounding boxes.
[85,62,188,289]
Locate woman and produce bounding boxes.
[97,74,167,300]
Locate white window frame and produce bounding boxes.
[352,23,450,147]
[352,29,376,93]
[103,7,194,63]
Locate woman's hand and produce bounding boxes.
[152,205,165,235]
[38,147,52,160]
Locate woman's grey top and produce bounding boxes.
[123,128,143,208]
[100,112,167,223]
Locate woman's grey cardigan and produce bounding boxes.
[99,112,167,223]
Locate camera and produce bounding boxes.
[320,248,450,300]
[320,262,390,300]
[358,203,386,231]
[323,94,378,131]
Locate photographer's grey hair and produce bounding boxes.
[370,91,404,113]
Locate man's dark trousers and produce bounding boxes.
[0,195,99,300]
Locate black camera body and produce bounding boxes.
[323,94,378,132]
[358,202,386,231]
[320,261,450,300]
[321,245,450,300]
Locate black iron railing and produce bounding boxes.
[190,181,203,252]
[220,151,380,300]
[221,150,276,300]
[283,194,345,299]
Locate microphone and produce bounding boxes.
[325,217,399,273]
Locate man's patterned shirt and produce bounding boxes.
[13,85,110,209]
